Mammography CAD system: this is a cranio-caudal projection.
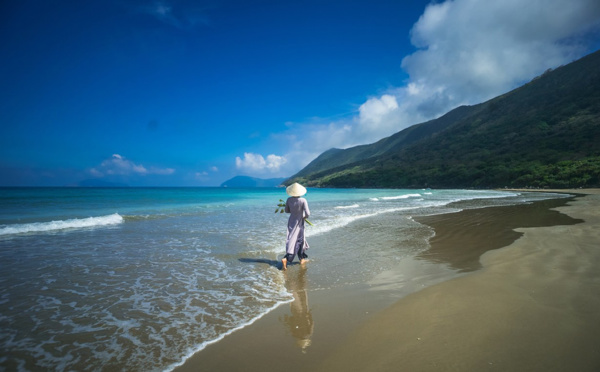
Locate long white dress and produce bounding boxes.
[284,196,310,261]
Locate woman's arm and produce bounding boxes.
[303,199,310,218]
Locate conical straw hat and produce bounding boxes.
[286,182,307,197]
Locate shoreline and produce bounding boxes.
[414,194,582,273]
[317,189,600,371]
[174,190,599,372]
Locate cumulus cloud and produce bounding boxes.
[265,0,600,177]
[89,154,175,177]
[400,0,600,118]
[357,95,399,133]
[235,153,288,174]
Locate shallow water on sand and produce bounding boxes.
[0,187,568,371]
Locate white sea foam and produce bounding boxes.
[369,197,379,201]
[381,193,421,200]
[311,207,418,236]
[0,213,123,235]
[334,204,359,209]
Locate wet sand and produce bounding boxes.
[317,190,600,372]
[174,190,600,372]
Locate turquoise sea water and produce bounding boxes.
[0,187,568,371]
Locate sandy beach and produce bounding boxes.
[175,190,600,372]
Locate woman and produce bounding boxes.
[282,182,310,270]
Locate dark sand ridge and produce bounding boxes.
[174,192,595,372]
[415,196,583,273]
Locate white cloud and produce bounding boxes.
[89,154,174,177]
[194,166,218,180]
[89,168,103,178]
[269,0,600,177]
[235,152,288,175]
[400,0,600,118]
[195,171,209,179]
[358,94,398,128]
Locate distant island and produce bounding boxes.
[286,49,600,189]
[220,176,286,188]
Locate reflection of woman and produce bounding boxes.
[282,266,314,352]
[282,183,310,271]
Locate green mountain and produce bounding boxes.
[220,176,286,187]
[287,50,600,189]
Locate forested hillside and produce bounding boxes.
[287,50,600,189]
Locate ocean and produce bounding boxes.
[0,187,568,371]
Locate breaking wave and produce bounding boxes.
[0,213,124,236]
[334,204,360,209]
[381,193,422,200]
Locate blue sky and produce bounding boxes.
[2,0,600,186]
